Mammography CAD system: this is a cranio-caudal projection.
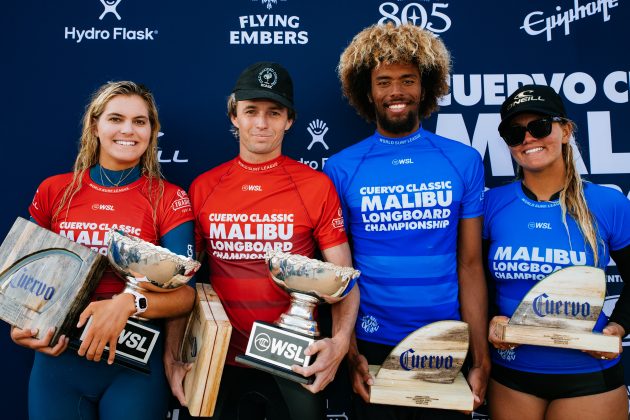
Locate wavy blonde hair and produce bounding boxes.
[518,121,602,265]
[338,22,451,122]
[53,81,164,224]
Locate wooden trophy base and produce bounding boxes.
[369,365,473,411]
[0,217,107,345]
[495,321,620,353]
[181,283,232,417]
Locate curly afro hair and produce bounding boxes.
[338,23,451,122]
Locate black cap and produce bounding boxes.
[232,62,294,111]
[499,84,567,131]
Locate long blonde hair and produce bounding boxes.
[53,81,164,224]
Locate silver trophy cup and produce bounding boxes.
[266,250,360,337]
[107,230,200,293]
[236,250,359,384]
[94,230,201,370]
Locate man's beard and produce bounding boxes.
[375,107,418,136]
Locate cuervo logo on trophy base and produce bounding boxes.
[235,250,360,384]
[79,229,201,371]
[369,321,474,411]
[0,217,108,345]
[494,265,619,352]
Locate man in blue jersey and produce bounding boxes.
[324,23,489,419]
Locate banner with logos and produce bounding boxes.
[1,1,628,418]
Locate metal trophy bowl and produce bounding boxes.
[267,250,360,337]
[236,250,360,384]
[107,230,200,293]
[83,229,201,371]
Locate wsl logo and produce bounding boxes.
[254,333,271,352]
[64,0,158,43]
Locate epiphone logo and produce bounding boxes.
[399,348,454,371]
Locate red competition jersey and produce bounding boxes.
[29,171,193,299]
[189,155,347,363]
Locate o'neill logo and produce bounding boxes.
[99,0,122,21]
[506,90,545,111]
[307,119,329,151]
[521,0,618,42]
[157,132,189,163]
[64,0,158,43]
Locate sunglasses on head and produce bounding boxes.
[499,116,566,147]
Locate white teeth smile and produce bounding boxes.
[525,147,544,154]
[388,103,406,110]
[114,140,136,146]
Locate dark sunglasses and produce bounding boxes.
[499,117,566,147]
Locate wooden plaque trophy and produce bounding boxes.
[181,283,232,417]
[494,266,619,352]
[0,217,108,344]
[369,320,473,411]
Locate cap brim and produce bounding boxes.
[498,108,562,132]
[234,89,294,111]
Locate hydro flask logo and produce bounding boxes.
[307,119,329,150]
[99,0,122,20]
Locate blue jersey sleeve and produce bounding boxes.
[460,151,485,219]
[607,190,630,251]
[160,220,196,286]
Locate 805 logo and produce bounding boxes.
[378,2,452,34]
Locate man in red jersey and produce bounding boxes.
[167,62,359,420]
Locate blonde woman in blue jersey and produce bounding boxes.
[485,84,630,420]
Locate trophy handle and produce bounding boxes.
[276,292,320,337]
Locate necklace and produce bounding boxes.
[99,165,135,187]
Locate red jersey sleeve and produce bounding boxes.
[157,181,194,236]
[28,174,72,229]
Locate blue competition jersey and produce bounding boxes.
[324,127,484,346]
[483,181,630,374]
